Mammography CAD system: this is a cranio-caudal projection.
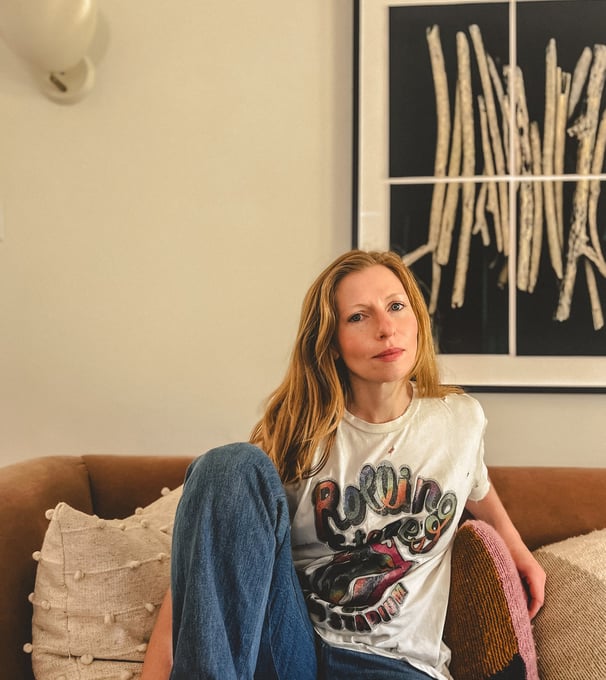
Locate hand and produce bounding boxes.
[140,590,172,680]
[512,548,546,619]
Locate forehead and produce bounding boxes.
[335,265,406,305]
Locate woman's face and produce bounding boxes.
[334,265,418,392]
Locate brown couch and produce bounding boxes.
[2,454,605,680]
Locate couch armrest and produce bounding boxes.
[0,454,193,680]
[0,456,94,680]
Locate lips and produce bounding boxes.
[374,348,403,361]
[309,539,414,607]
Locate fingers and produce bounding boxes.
[524,567,546,620]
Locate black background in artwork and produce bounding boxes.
[517,0,606,354]
[390,184,509,355]
[389,2,509,178]
[517,0,606,147]
[517,180,606,356]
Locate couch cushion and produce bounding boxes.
[28,485,182,679]
[444,520,538,680]
[533,529,606,680]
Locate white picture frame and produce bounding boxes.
[355,0,606,390]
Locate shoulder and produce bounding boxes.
[445,390,484,413]
[446,390,485,418]
[418,391,486,427]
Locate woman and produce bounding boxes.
[142,250,545,679]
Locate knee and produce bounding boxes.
[184,443,282,494]
[179,443,288,533]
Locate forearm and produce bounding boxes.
[141,589,173,680]
[465,485,527,558]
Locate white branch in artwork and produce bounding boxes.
[554,70,571,241]
[507,66,534,292]
[507,66,532,170]
[529,121,544,293]
[584,260,604,330]
[497,260,509,290]
[403,25,450,267]
[430,84,464,314]
[517,181,535,291]
[482,98,504,251]
[428,259,442,315]
[487,54,509,168]
[451,31,476,309]
[436,84,462,266]
[469,24,508,255]
[543,39,564,279]
[557,44,606,324]
[568,46,593,119]
[476,96,499,249]
[427,24,451,179]
[588,108,606,269]
[473,180,491,246]
[580,241,606,276]
[504,92,522,183]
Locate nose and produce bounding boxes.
[377,311,396,339]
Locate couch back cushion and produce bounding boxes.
[82,455,194,518]
[487,466,606,550]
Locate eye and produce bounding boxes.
[390,301,406,312]
[347,312,364,323]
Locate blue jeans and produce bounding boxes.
[170,443,432,680]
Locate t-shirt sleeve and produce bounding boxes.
[467,407,491,502]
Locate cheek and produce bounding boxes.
[410,323,420,358]
[335,328,362,361]
[400,316,418,338]
[404,320,419,357]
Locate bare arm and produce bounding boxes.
[466,485,546,619]
[141,589,173,680]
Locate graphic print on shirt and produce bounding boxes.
[304,459,457,633]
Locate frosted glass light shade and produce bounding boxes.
[0,0,98,102]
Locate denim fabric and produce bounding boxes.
[317,640,434,679]
[169,443,434,680]
[169,443,317,680]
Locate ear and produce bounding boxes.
[330,347,340,360]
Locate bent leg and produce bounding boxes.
[170,443,316,680]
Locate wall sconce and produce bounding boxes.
[0,0,98,104]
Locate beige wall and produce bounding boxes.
[473,391,604,467]
[0,1,602,468]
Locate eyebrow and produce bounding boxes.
[340,292,408,310]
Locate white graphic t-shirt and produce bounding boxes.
[286,389,490,680]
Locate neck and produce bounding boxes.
[347,380,412,424]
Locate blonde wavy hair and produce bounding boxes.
[249,250,461,484]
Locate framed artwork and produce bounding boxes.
[355,0,606,391]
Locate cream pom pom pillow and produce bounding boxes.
[27,485,182,680]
